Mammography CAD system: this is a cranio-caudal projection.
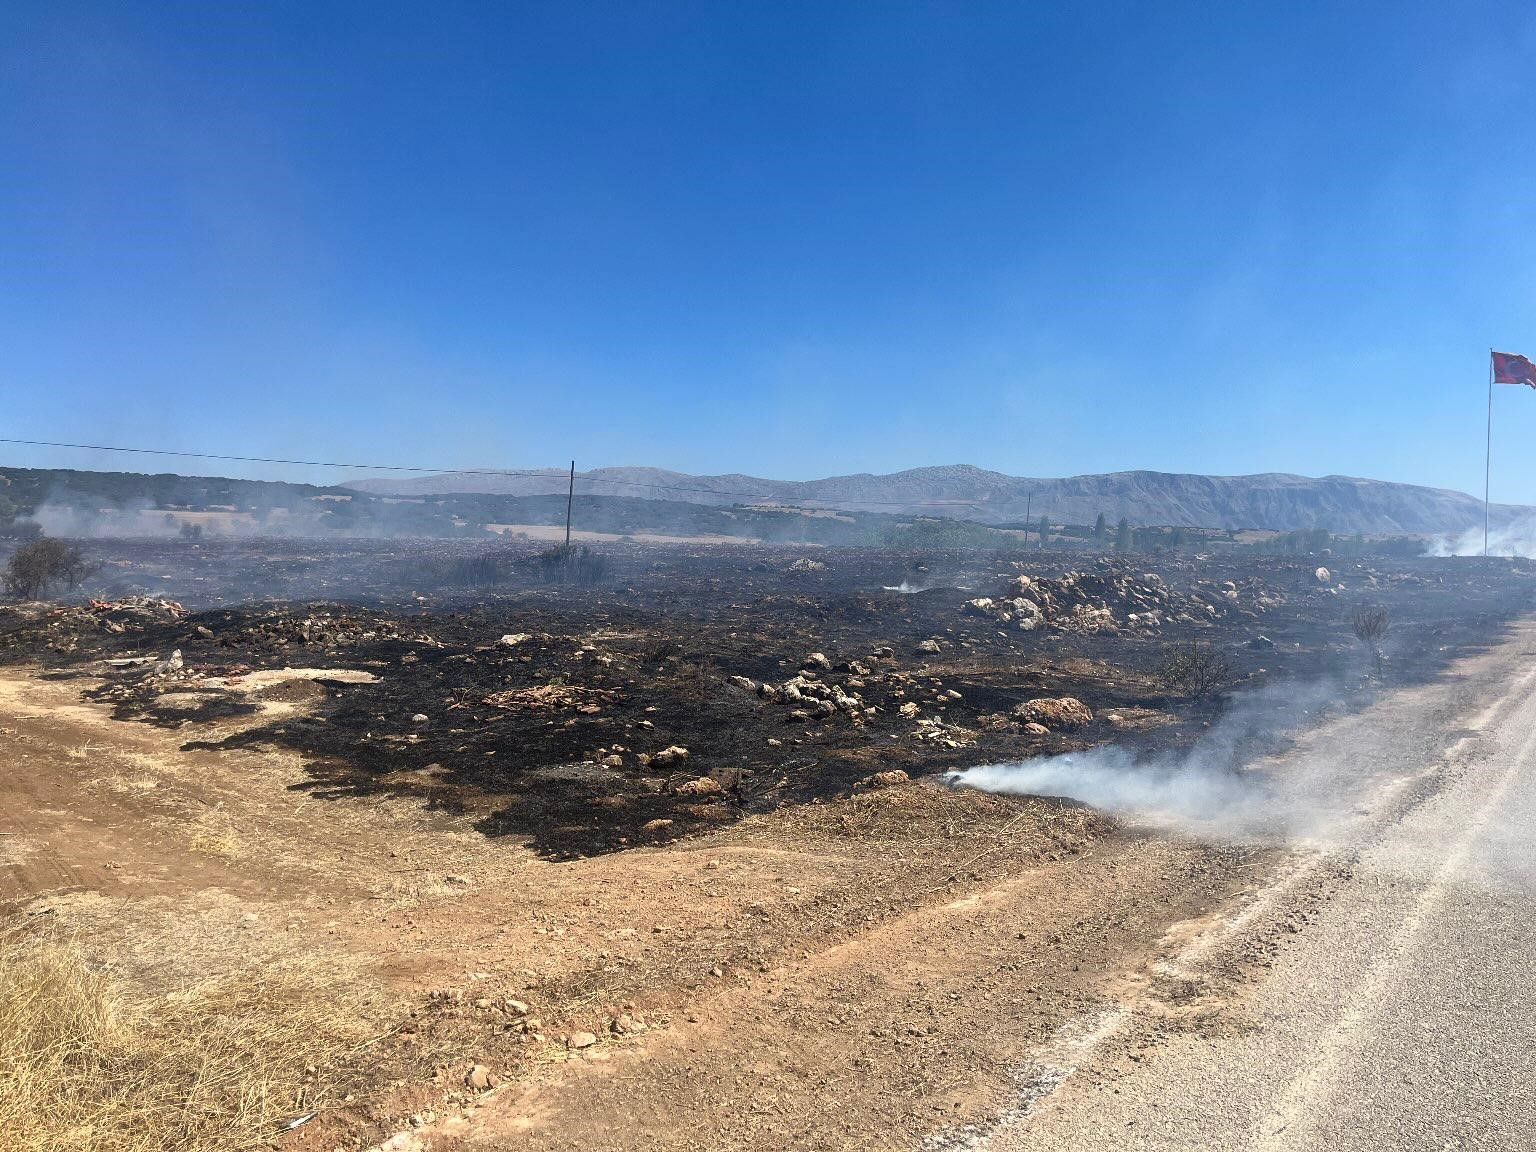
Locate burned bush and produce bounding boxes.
[1156,641,1230,699]
[532,543,609,585]
[1352,606,1389,676]
[3,538,95,600]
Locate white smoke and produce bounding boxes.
[1427,512,1536,557]
[948,678,1347,841]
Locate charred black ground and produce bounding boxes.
[3,538,1532,857]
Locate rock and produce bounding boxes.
[673,776,723,797]
[601,754,624,768]
[1022,721,1050,735]
[788,558,826,572]
[195,624,214,639]
[651,745,689,768]
[857,769,910,790]
[155,649,184,674]
[898,701,920,718]
[1248,635,1276,650]
[445,874,472,885]
[466,1064,494,1090]
[567,1031,599,1049]
[1013,697,1093,730]
[610,1013,644,1034]
[499,633,531,647]
[378,1133,426,1152]
[963,598,996,616]
[473,997,494,1010]
[1013,599,1044,630]
[916,639,942,655]
[505,999,529,1016]
[727,675,757,691]
[410,713,429,726]
[802,652,832,671]
[1315,567,1332,584]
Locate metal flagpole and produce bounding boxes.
[1486,349,1494,557]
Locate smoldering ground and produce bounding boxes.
[947,678,1371,843]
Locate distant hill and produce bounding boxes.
[346,465,1523,536]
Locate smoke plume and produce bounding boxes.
[948,678,1348,841]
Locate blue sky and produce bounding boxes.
[5,2,1536,500]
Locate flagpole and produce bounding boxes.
[1486,347,1493,557]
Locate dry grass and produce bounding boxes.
[0,926,377,1152]
[185,805,242,859]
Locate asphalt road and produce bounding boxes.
[987,619,1536,1151]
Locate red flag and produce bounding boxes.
[1492,350,1536,387]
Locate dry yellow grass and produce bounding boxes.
[0,927,378,1152]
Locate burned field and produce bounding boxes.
[4,539,1532,859]
[3,537,1535,1152]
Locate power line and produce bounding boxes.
[0,436,980,510]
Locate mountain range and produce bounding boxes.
[346,465,1525,536]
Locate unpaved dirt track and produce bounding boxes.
[991,619,1536,1151]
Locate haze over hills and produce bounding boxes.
[346,465,1522,536]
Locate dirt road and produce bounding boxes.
[985,619,1536,1150]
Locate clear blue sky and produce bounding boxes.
[5,2,1536,499]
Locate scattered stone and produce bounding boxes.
[505,999,529,1016]
[499,633,531,647]
[1248,635,1276,650]
[673,776,723,797]
[802,652,832,671]
[1315,567,1332,584]
[651,745,690,768]
[916,639,942,655]
[465,1064,494,1091]
[567,1031,599,1049]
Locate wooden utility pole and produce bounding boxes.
[1024,492,1032,546]
[564,460,575,549]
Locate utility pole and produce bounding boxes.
[1024,492,1032,546]
[564,460,575,549]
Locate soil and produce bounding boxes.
[2,539,1532,1150]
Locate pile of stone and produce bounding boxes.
[230,610,432,651]
[965,565,1282,636]
[727,652,878,724]
[69,596,186,634]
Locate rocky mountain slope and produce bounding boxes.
[346,465,1523,535]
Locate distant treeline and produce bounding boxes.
[0,466,1428,555]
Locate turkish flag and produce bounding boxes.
[1492,350,1536,387]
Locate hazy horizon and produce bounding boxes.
[6,4,1536,499]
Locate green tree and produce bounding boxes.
[1114,517,1132,551]
[1092,512,1108,543]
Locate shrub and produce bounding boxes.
[534,543,608,584]
[1353,607,1389,676]
[4,538,94,600]
[1157,641,1230,698]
